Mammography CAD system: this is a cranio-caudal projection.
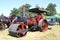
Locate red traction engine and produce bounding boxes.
[27,8,49,32]
[9,7,49,37]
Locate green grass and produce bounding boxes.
[0,25,60,40]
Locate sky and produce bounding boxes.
[0,0,60,17]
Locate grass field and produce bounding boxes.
[0,25,60,40]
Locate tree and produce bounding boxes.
[10,8,18,15]
[46,3,57,16]
[10,4,31,17]
[25,4,31,10]
[35,4,40,8]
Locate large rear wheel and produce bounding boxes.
[38,19,48,32]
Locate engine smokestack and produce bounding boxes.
[22,5,26,17]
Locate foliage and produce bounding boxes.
[35,5,40,8]
[10,3,57,17]
[25,4,31,11]
[10,8,18,15]
[10,4,31,17]
[46,3,57,16]
[56,13,60,16]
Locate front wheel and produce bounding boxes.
[16,22,27,37]
[16,32,27,37]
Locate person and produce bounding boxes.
[58,18,60,25]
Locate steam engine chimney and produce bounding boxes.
[22,5,26,17]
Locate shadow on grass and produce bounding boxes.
[28,28,39,32]
[8,33,26,38]
[8,34,19,38]
[48,28,52,30]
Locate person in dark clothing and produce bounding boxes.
[58,18,60,25]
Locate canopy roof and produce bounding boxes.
[45,16,56,19]
[29,8,49,13]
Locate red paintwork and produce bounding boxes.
[41,20,48,31]
[27,13,43,26]
[37,14,43,22]
[27,17,36,26]
[21,22,25,30]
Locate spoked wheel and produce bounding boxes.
[0,24,5,30]
[0,24,3,30]
[38,19,48,32]
[4,24,8,29]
